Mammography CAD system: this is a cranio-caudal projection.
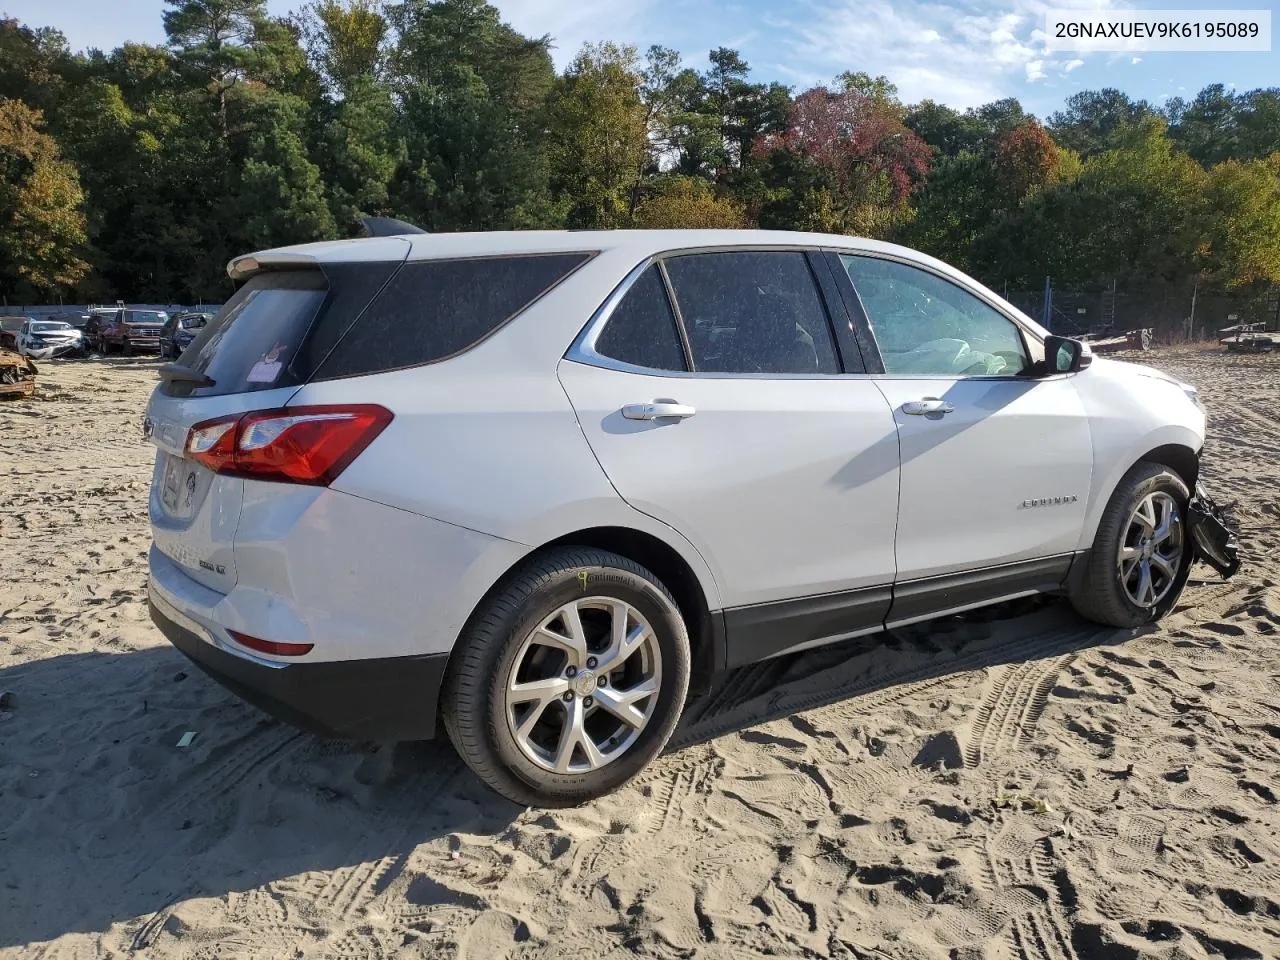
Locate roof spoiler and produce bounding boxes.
[359,216,427,237]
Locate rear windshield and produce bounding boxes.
[174,272,329,396]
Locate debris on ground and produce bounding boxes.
[0,349,37,398]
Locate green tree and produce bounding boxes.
[296,0,387,93]
[0,19,74,117]
[547,42,647,228]
[1203,154,1280,286]
[1048,88,1158,156]
[904,100,987,157]
[386,0,556,230]
[633,175,746,228]
[1012,120,1208,287]
[0,98,88,296]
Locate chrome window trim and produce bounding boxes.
[566,244,856,381]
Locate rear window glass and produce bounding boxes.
[174,271,328,396]
[314,253,592,380]
[594,266,687,371]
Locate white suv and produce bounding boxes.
[145,230,1238,805]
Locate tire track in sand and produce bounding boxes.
[963,654,1076,768]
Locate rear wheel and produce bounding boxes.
[1070,461,1191,627]
[443,547,691,806]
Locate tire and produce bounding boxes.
[1069,461,1192,628]
[121,339,133,357]
[442,547,691,807]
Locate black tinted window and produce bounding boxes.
[317,253,591,379]
[664,252,840,375]
[594,267,687,371]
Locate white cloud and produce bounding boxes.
[1131,56,1143,64]
[777,0,1124,107]
[497,0,665,64]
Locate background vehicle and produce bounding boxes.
[49,311,93,332]
[145,230,1236,806]
[18,319,84,359]
[0,316,31,350]
[159,312,212,359]
[84,308,120,353]
[98,308,168,355]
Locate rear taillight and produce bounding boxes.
[186,404,392,485]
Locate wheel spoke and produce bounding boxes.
[552,698,603,772]
[598,622,648,673]
[1119,545,1140,580]
[609,599,629,654]
[1150,551,1177,580]
[509,677,568,738]
[1133,496,1157,535]
[593,676,659,729]
[1136,561,1154,606]
[533,606,588,666]
[1153,506,1176,544]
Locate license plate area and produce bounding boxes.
[159,452,205,520]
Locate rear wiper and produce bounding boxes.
[158,363,215,387]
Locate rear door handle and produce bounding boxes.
[901,397,954,416]
[622,400,697,421]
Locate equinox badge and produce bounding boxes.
[1020,495,1079,508]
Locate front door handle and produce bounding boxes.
[901,397,954,416]
[622,400,697,421]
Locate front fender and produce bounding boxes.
[1078,423,1204,548]
[1073,359,1206,549]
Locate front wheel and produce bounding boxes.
[1069,461,1191,628]
[443,547,691,807]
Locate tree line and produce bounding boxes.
[1,0,1278,311]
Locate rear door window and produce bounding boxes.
[663,251,841,375]
[593,266,687,371]
[315,253,592,380]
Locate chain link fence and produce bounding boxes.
[999,283,1280,344]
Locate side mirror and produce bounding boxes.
[1044,335,1092,374]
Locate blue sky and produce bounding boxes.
[3,0,1276,115]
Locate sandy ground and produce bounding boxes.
[1,348,1277,960]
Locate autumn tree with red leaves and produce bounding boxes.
[751,85,930,237]
[993,120,1075,203]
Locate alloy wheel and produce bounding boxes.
[1118,491,1184,607]
[505,597,662,774]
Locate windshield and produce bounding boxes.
[180,315,208,329]
[31,322,73,333]
[127,311,166,325]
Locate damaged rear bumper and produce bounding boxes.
[1188,486,1240,579]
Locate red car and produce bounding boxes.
[96,309,169,355]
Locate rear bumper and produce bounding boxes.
[150,597,446,740]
